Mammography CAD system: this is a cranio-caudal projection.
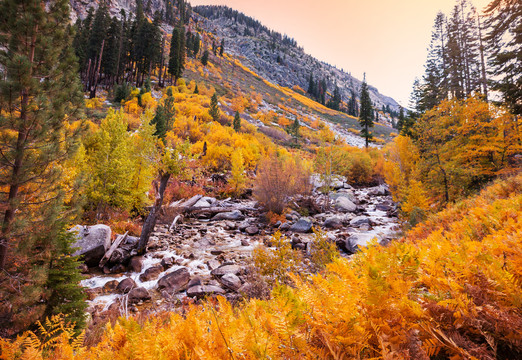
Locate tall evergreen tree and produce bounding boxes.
[209,93,220,121]
[168,23,185,82]
[327,84,342,111]
[233,111,241,132]
[219,38,225,56]
[201,49,209,66]
[358,74,374,148]
[484,0,522,116]
[0,0,85,334]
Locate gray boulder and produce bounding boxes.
[289,219,313,233]
[336,236,360,255]
[70,224,111,267]
[212,210,244,221]
[220,273,242,291]
[187,285,226,299]
[157,267,190,292]
[323,216,342,229]
[335,197,357,212]
[350,216,371,227]
[211,264,241,277]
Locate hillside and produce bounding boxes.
[4,171,521,359]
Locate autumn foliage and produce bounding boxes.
[3,173,522,359]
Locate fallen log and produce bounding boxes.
[185,206,238,215]
[99,231,128,268]
[169,214,183,232]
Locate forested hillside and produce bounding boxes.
[0,0,521,358]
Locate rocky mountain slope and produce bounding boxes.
[194,5,400,113]
[69,1,400,116]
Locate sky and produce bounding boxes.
[189,0,491,106]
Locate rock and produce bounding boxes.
[289,219,313,233]
[129,256,143,273]
[241,239,249,246]
[335,196,357,212]
[359,224,371,232]
[193,197,217,208]
[187,285,226,299]
[323,216,343,229]
[70,224,111,267]
[207,259,221,270]
[161,257,175,270]
[211,264,241,277]
[223,221,236,230]
[85,287,102,301]
[376,204,392,211]
[336,236,360,255]
[245,226,259,235]
[350,216,371,227]
[157,268,190,292]
[238,222,250,231]
[109,264,126,274]
[211,250,223,255]
[220,273,241,291]
[128,287,151,304]
[279,222,291,231]
[212,210,244,221]
[187,276,202,288]
[125,236,139,246]
[139,265,164,282]
[368,185,389,196]
[116,278,136,294]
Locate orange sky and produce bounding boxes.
[190,0,491,106]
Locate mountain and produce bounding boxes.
[193,5,400,113]
[68,1,400,125]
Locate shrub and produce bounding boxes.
[254,154,312,214]
[252,232,303,286]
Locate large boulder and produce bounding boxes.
[368,185,390,196]
[220,273,242,291]
[350,216,371,228]
[323,216,343,229]
[187,285,226,299]
[212,210,244,221]
[139,265,164,282]
[70,225,111,267]
[117,278,136,294]
[211,264,241,277]
[336,236,360,255]
[128,287,151,304]
[289,219,313,233]
[157,268,190,292]
[334,196,357,212]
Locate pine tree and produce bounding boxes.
[233,111,241,132]
[194,84,199,94]
[358,74,374,148]
[0,0,85,333]
[209,93,220,121]
[219,38,225,56]
[152,105,167,138]
[43,226,87,334]
[168,23,185,82]
[201,49,209,66]
[484,0,522,116]
[327,84,341,111]
[291,117,300,139]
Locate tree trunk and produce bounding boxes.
[90,39,105,99]
[136,172,171,254]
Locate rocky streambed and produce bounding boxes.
[78,180,400,318]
